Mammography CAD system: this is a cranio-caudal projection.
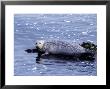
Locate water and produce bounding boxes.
[14,14,97,76]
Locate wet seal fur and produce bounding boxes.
[34,40,96,61]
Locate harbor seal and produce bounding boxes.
[35,40,96,60]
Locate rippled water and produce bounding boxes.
[14,14,97,76]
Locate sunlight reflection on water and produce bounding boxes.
[14,14,97,76]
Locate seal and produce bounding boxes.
[35,40,96,60]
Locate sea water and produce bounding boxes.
[14,14,97,76]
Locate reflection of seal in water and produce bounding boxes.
[35,40,96,60]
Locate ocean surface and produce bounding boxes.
[14,14,97,76]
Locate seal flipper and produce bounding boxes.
[41,51,49,56]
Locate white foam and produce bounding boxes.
[82,32,88,35]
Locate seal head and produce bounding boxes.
[36,40,45,50]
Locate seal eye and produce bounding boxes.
[39,42,41,44]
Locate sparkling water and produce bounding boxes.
[14,14,97,76]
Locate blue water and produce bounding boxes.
[14,14,97,76]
